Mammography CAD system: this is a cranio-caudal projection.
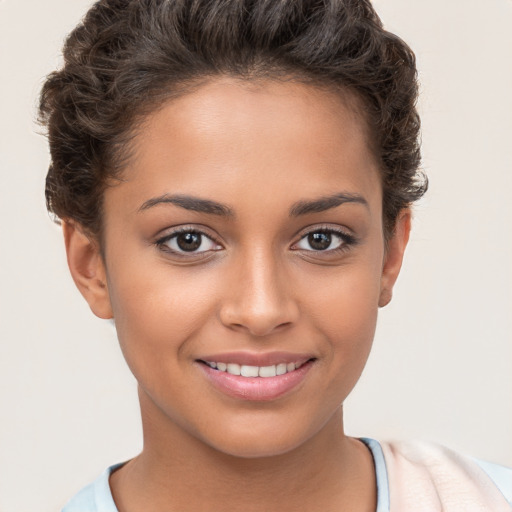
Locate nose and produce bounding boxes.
[218,249,299,337]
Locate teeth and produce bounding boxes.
[226,363,241,376]
[205,361,305,377]
[241,365,259,377]
[276,363,287,375]
[259,365,277,378]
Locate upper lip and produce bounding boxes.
[197,351,316,367]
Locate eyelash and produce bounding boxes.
[155,225,357,258]
[293,226,357,256]
[155,226,222,259]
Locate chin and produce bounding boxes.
[207,432,308,459]
[193,412,328,460]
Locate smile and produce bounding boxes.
[197,355,316,401]
[203,361,304,378]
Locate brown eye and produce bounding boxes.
[176,232,202,251]
[308,232,332,251]
[159,229,221,254]
[295,229,346,252]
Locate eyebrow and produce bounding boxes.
[138,191,368,217]
[289,192,369,216]
[138,194,234,217]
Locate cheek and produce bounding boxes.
[105,259,217,378]
[302,260,382,384]
[306,260,381,334]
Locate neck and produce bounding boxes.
[110,388,376,512]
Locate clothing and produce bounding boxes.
[362,439,512,512]
[62,439,512,511]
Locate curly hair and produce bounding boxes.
[39,0,427,240]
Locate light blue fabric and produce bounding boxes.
[61,439,512,511]
[473,457,512,506]
[360,437,390,512]
[62,462,124,512]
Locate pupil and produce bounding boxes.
[308,232,331,250]
[177,232,201,251]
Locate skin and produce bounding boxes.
[64,77,410,512]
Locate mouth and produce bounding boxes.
[199,359,311,378]
[196,354,317,401]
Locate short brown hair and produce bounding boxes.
[39,0,427,240]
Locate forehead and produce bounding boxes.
[110,77,381,215]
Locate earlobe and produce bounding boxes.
[379,210,411,308]
[62,221,113,319]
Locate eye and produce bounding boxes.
[157,229,222,254]
[294,228,353,252]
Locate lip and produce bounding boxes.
[196,353,316,401]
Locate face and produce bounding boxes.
[66,77,409,458]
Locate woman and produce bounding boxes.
[38,0,511,510]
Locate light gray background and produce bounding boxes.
[1,1,511,511]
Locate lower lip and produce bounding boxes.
[198,361,314,401]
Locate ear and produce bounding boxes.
[378,209,411,308]
[62,221,113,319]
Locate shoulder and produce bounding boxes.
[379,440,512,511]
[61,463,123,512]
